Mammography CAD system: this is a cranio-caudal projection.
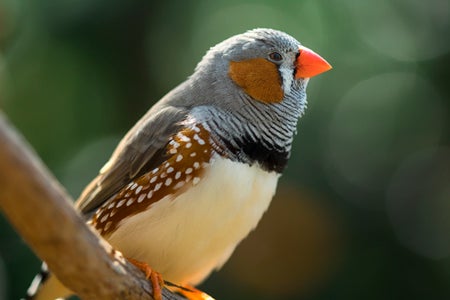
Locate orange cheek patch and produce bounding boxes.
[229,58,284,103]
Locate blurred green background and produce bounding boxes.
[0,0,449,299]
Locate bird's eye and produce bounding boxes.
[268,52,283,62]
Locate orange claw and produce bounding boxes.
[128,258,164,300]
[178,285,215,300]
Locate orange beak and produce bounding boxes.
[295,46,332,79]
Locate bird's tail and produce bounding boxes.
[23,263,72,300]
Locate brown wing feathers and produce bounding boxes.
[91,124,213,236]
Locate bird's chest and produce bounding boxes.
[92,122,280,284]
[107,155,279,285]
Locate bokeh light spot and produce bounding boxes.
[223,184,343,298]
[325,72,444,208]
[387,148,450,259]
[346,0,450,61]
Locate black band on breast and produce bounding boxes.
[218,134,289,173]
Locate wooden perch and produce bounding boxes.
[0,112,186,300]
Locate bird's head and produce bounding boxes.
[191,28,331,108]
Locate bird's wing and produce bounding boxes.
[75,105,188,215]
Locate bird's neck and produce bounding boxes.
[188,92,306,173]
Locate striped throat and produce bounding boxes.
[92,91,303,236]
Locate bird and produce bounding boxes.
[25,28,331,300]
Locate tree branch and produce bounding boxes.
[0,112,186,300]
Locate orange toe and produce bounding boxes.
[178,285,215,300]
[127,257,164,300]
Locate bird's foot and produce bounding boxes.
[177,285,215,300]
[127,257,164,300]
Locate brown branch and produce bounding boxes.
[0,112,186,300]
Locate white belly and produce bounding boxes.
[107,156,279,285]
